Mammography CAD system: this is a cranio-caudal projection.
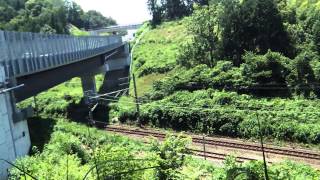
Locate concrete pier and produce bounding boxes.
[0,66,31,179]
[81,75,97,104]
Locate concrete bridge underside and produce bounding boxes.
[0,43,130,178]
[14,46,124,102]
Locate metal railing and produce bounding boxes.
[0,31,123,78]
[89,24,142,35]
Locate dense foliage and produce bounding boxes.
[14,69,320,179]
[118,0,320,147]
[0,0,116,33]
[8,0,320,178]
[144,89,320,143]
[147,0,209,26]
[9,120,151,179]
[145,0,320,98]
[12,118,320,179]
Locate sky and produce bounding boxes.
[73,0,151,25]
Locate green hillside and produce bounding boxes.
[0,0,116,33]
[288,0,320,11]
[131,20,188,96]
[117,0,320,146]
[9,0,320,178]
[13,80,320,178]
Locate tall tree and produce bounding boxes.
[83,10,116,30]
[221,0,293,66]
[0,0,116,33]
[147,0,210,24]
[163,0,187,19]
[290,52,317,97]
[178,4,221,68]
[194,0,209,6]
[220,0,242,66]
[312,20,320,54]
[147,0,163,26]
[66,1,84,28]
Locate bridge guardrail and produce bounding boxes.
[0,31,123,78]
[88,24,142,35]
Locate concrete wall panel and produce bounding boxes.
[12,120,31,157]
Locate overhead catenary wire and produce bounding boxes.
[117,95,320,112]
[82,80,320,112]
[94,96,320,115]
[90,88,130,99]
[26,90,320,116]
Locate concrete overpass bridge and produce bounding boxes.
[0,30,131,178]
[88,23,143,36]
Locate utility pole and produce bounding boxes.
[257,113,269,180]
[33,96,38,115]
[203,135,206,160]
[86,101,100,180]
[132,73,140,125]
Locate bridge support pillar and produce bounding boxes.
[81,75,97,104]
[0,66,31,179]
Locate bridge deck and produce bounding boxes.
[0,31,123,78]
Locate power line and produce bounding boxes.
[95,97,320,115]
[87,85,320,112]
[132,97,320,112]
[91,88,130,99]
[24,91,320,116]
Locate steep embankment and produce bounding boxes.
[132,20,188,95]
[12,20,320,179]
[116,19,320,147]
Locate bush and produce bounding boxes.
[128,89,320,144]
[150,134,191,179]
[147,62,244,100]
[241,51,292,96]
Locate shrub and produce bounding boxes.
[132,89,320,144]
[242,51,292,96]
[150,134,191,179]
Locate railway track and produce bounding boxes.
[103,126,255,162]
[104,125,320,161]
[189,149,256,162]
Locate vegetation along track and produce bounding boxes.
[103,125,320,161]
[102,125,255,162]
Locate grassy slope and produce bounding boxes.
[123,15,320,146]
[69,25,90,36]
[12,54,319,179]
[132,20,188,97]
[11,18,320,178]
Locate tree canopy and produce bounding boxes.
[173,0,320,97]
[147,0,209,26]
[0,0,117,34]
